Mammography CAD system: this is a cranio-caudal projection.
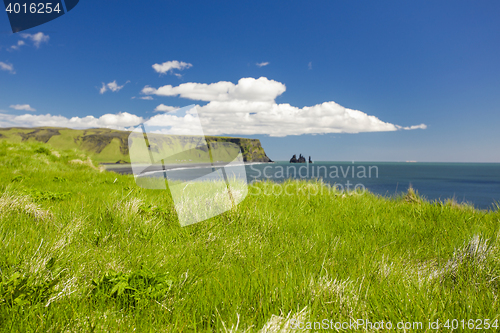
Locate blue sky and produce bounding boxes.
[1,0,500,162]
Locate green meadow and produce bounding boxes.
[1,140,500,332]
[0,127,271,164]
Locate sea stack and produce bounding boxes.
[289,154,309,163]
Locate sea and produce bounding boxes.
[145,161,500,211]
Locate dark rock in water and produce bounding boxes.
[290,153,308,163]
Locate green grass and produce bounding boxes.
[1,141,500,331]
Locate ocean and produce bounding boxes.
[158,161,500,210]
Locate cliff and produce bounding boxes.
[0,127,273,163]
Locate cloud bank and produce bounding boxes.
[142,77,286,102]
[3,76,426,137]
[0,112,143,130]
[140,77,425,137]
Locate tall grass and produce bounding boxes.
[0,141,499,331]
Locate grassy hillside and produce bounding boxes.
[1,141,500,331]
[0,127,272,163]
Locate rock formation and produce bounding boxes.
[290,153,309,163]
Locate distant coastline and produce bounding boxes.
[0,126,273,163]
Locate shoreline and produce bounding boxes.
[102,161,273,175]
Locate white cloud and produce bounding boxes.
[256,62,269,67]
[1,76,426,137]
[397,124,427,130]
[21,32,49,48]
[10,104,35,111]
[100,80,129,94]
[308,62,312,70]
[152,60,192,75]
[140,96,154,100]
[107,80,127,92]
[99,83,107,94]
[10,40,25,50]
[0,62,15,74]
[142,77,286,102]
[154,104,178,112]
[0,112,143,130]
[140,76,426,137]
[192,100,400,137]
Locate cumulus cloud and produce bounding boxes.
[139,76,426,137]
[2,76,426,137]
[154,104,178,112]
[21,32,49,48]
[142,77,286,102]
[0,62,15,74]
[189,101,399,136]
[10,104,35,111]
[0,112,143,130]
[256,62,269,67]
[152,60,192,75]
[140,96,154,100]
[100,80,129,94]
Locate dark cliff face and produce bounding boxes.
[208,137,272,162]
[0,127,273,163]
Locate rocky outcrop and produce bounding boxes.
[206,137,272,162]
[290,154,310,163]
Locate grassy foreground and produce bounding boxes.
[1,141,500,332]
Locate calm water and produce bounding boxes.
[156,161,500,211]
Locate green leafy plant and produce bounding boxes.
[91,269,174,307]
[139,203,168,217]
[11,175,25,182]
[34,147,51,155]
[0,272,60,307]
[52,176,67,183]
[22,189,71,202]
